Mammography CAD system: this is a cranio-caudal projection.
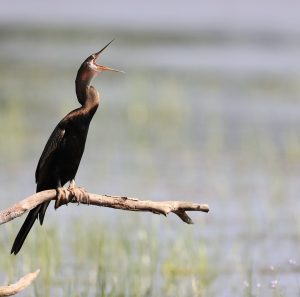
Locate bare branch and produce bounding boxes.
[0,270,40,296]
[0,190,209,225]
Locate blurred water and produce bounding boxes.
[1,24,300,296]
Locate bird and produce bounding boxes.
[11,40,123,255]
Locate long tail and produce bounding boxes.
[10,200,51,255]
[11,206,40,255]
[11,177,55,254]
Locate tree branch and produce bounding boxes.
[0,270,40,296]
[0,190,209,225]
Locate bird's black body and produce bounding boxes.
[11,41,121,254]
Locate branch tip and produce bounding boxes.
[0,269,40,296]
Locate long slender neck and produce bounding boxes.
[75,79,100,118]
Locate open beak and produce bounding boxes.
[94,39,124,73]
[95,65,124,73]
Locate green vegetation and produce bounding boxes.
[1,218,212,297]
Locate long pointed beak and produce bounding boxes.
[94,39,124,73]
[95,39,115,58]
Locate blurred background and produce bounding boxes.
[1,0,300,296]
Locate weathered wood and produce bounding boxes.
[0,270,40,296]
[0,190,209,225]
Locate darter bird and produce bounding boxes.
[11,40,123,255]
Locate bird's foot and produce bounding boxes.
[68,180,90,205]
[55,187,70,209]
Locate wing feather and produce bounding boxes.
[35,125,65,183]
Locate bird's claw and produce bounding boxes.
[68,185,90,205]
[54,183,90,209]
[55,187,70,209]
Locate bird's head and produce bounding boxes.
[76,39,123,86]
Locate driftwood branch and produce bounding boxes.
[0,190,209,225]
[0,270,40,296]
